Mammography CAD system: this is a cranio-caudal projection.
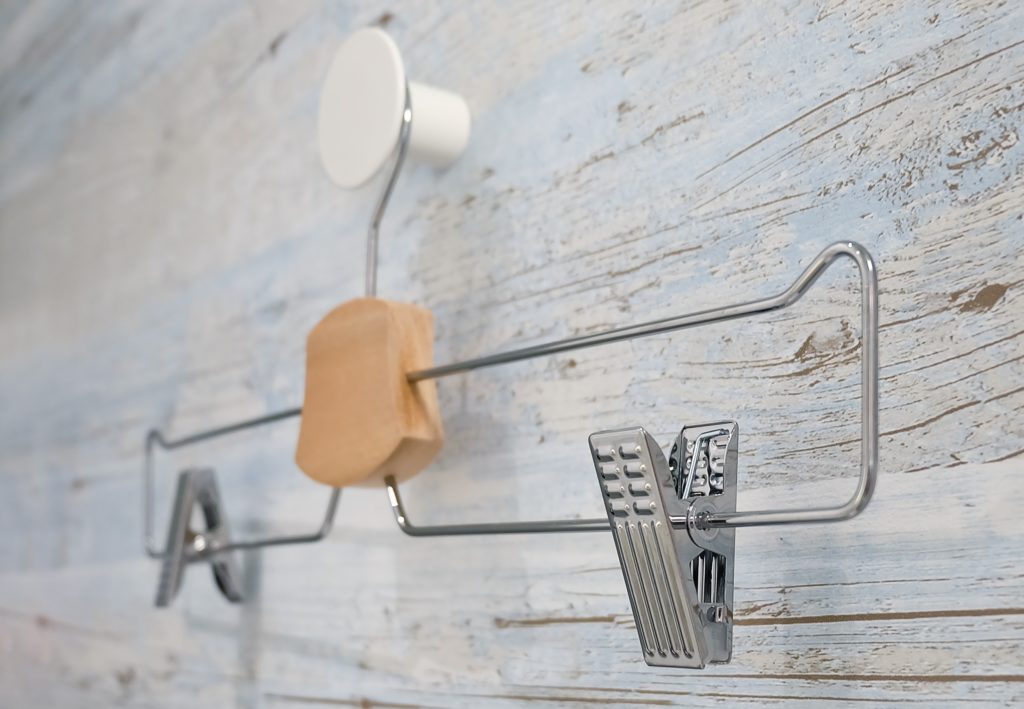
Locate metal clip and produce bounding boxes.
[154,468,244,607]
[590,423,737,668]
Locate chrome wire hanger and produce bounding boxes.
[143,83,878,558]
[142,28,879,668]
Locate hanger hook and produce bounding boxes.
[365,85,413,297]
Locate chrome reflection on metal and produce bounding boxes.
[385,476,608,536]
[155,468,244,607]
[591,423,738,668]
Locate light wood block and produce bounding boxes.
[295,298,443,487]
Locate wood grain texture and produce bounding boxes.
[295,298,443,487]
[0,0,1022,706]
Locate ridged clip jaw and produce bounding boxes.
[590,422,738,668]
[154,468,244,607]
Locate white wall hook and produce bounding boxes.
[318,27,471,188]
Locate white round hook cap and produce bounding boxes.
[318,28,471,189]
[318,28,406,189]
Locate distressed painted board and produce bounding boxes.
[1,0,1023,706]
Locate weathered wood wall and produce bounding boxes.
[1,0,1022,706]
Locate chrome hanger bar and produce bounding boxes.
[385,477,609,536]
[408,241,874,383]
[700,242,877,529]
[385,240,878,536]
[704,240,880,528]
